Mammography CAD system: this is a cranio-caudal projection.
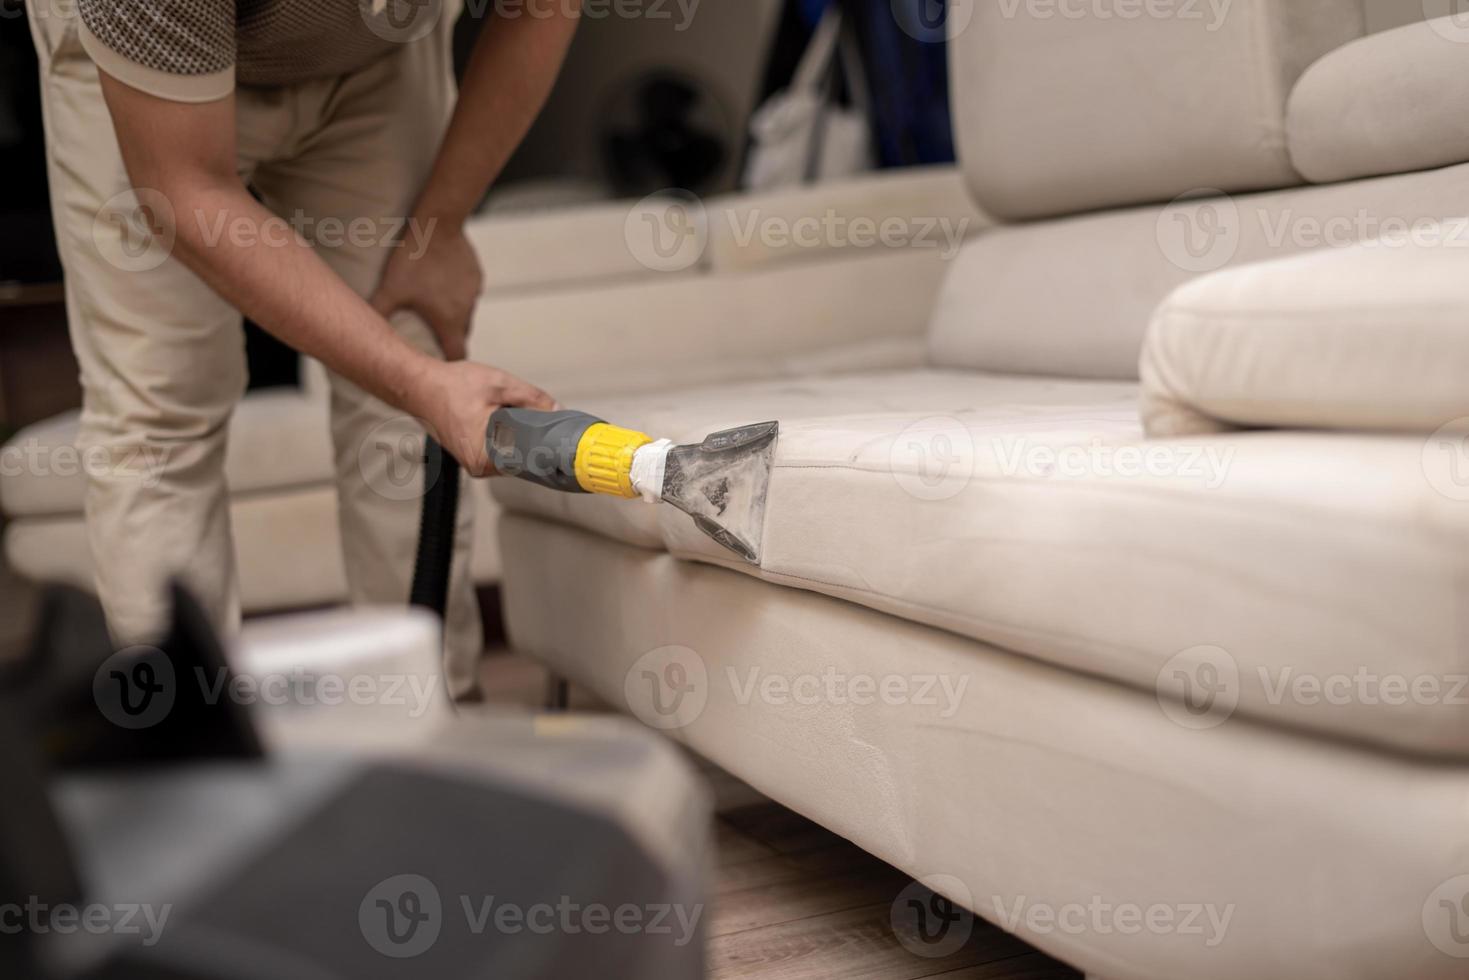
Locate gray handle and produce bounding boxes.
[486,408,601,493]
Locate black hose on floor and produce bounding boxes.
[409,435,460,621]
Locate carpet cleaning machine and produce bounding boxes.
[410,410,780,617]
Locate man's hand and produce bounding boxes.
[370,226,481,362]
[414,361,557,476]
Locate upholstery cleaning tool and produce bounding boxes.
[486,408,779,564]
[409,411,778,625]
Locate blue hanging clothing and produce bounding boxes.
[840,0,956,167]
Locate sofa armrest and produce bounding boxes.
[462,167,982,397]
[1289,16,1469,184]
[465,198,710,296]
[465,165,987,294]
[706,165,988,273]
[1140,234,1469,437]
[467,246,949,400]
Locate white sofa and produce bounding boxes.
[0,168,978,610]
[5,4,1469,978]
[484,8,1469,980]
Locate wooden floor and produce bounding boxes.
[480,650,1082,980]
[706,796,1079,979]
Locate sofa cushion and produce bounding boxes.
[1141,234,1469,437]
[0,389,334,519]
[490,368,1139,551]
[493,368,1469,756]
[926,160,1469,380]
[1288,16,1469,184]
[949,0,1363,220]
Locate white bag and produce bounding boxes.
[742,8,873,190]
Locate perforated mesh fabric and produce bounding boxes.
[79,0,234,77]
[77,0,412,87]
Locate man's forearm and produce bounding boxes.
[97,76,442,419]
[170,182,439,417]
[412,5,581,224]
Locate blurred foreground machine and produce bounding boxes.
[0,586,709,980]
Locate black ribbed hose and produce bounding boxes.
[409,435,460,620]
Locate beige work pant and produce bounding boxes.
[26,0,483,697]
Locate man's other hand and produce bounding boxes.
[371,225,482,362]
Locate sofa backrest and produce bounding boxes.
[927,0,1469,380]
[950,0,1366,222]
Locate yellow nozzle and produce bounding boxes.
[573,422,653,498]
